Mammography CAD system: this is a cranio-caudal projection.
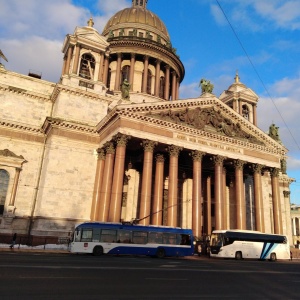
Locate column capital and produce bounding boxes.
[104,141,115,154]
[131,53,136,59]
[233,159,245,170]
[167,145,182,157]
[155,153,165,163]
[190,150,205,161]
[270,167,280,177]
[252,163,264,174]
[283,190,290,198]
[113,133,131,147]
[96,148,106,160]
[141,140,157,152]
[212,155,225,166]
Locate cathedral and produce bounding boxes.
[0,0,294,243]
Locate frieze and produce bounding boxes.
[148,107,262,145]
[176,134,242,153]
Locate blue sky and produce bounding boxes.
[1,0,300,204]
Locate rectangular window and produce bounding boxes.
[100,229,117,243]
[118,230,132,243]
[92,228,101,242]
[132,231,147,244]
[162,233,177,245]
[148,232,163,244]
[81,229,93,242]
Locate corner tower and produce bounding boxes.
[219,72,259,126]
[60,18,110,94]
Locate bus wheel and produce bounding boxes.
[270,253,276,262]
[93,246,103,256]
[235,251,243,260]
[156,248,165,258]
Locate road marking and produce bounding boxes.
[146,278,187,281]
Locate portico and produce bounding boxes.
[90,96,285,236]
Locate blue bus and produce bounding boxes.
[70,222,194,258]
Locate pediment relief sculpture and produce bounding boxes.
[146,107,263,145]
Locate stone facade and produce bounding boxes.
[0,1,294,244]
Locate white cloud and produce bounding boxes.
[1,37,62,82]
[96,0,130,15]
[0,0,131,82]
[211,0,300,31]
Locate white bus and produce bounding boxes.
[209,230,290,261]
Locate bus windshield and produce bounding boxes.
[210,233,224,247]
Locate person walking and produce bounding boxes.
[9,233,17,249]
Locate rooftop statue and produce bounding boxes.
[268,123,281,142]
[121,79,130,100]
[199,78,214,94]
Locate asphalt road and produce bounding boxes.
[0,252,299,300]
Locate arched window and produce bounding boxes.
[242,104,249,120]
[0,169,9,215]
[121,65,130,84]
[79,53,95,80]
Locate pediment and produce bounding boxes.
[145,106,263,145]
[73,26,109,48]
[107,96,285,152]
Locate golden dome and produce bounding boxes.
[102,6,170,42]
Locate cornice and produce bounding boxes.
[42,117,98,135]
[108,39,184,79]
[0,120,43,134]
[51,83,113,104]
[0,83,52,102]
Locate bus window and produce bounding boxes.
[74,228,81,242]
[148,232,163,244]
[92,228,101,242]
[163,233,177,245]
[81,228,93,242]
[100,229,117,243]
[148,232,157,243]
[132,231,147,244]
[118,230,132,243]
[179,234,191,245]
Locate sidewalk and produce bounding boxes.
[0,243,70,254]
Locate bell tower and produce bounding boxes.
[219,72,259,126]
[60,17,110,94]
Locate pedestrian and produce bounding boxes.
[290,250,293,261]
[9,233,17,249]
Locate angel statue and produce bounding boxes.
[199,78,214,94]
[121,79,131,100]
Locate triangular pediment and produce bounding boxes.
[74,26,109,47]
[105,95,285,150]
[145,105,264,145]
[63,26,109,53]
